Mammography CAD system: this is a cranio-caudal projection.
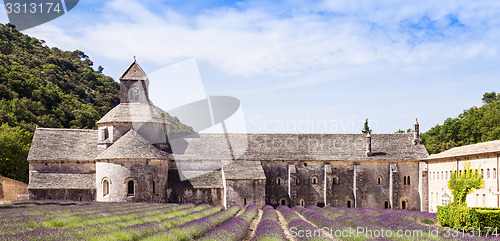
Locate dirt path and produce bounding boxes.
[277,209,297,241]
[243,208,263,241]
[236,206,245,217]
[295,212,337,241]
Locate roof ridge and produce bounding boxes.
[35,127,97,132]
[95,129,170,160]
[195,133,412,135]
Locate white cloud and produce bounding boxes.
[20,0,500,79]
[0,4,8,24]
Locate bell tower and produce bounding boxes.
[119,60,150,103]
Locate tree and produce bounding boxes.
[73,50,88,59]
[6,23,16,31]
[482,91,499,104]
[362,118,372,134]
[395,128,412,133]
[448,162,484,207]
[421,92,500,154]
[0,123,31,183]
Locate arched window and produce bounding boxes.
[346,199,352,208]
[280,198,288,206]
[332,175,339,185]
[244,197,248,206]
[446,171,448,180]
[296,178,300,185]
[377,175,383,185]
[208,195,213,204]
[403,176,407,185]
[441,171,443,180]
[487,169,491,179]
[127,179,135,196]
[481,169,484,177]
[300,199,305,207]
[401,200,407,210]
[152,180,158,195]
[103,179,110,196]
[483,194,486,206]
[312,176,319,185]
[78,195,82,202]
[384,200,389,209]
[179,195,184,203]
[407,176,410,185]
[129,85,139,102]
[494,169,497,179]
[276,177,282,185]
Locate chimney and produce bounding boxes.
[366,133,372,156]
[413,118,420,145]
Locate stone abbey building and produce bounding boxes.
[27,61,430,211]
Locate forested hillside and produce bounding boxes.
[0,24,191,183]
[421,93,500,154]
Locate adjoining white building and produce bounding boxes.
[425,140,500,212]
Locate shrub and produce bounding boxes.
[437,206,500,234]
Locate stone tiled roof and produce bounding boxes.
[426,140,500,160]
[95,130,171,160]
[120,61,148,81]
[96,102,169,124]
[28,172,96,190]
[27,128,101,161]
[224,161,266,180]
[167,169,223,188]
[172,133,428,161]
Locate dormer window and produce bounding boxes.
[129,85,139,102]
[98,127,109,142]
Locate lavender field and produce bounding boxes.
[0,201,497,240]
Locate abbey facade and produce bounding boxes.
[27,61,431,211]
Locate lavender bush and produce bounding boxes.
[144,205,241,241]
[199,205,258,241]
[251,205,286,241]
[277,205,330,241]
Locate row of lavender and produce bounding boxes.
[0,201,289,241]
[252,205,287,241]
[4,200,492,241]
[0,201,225,240]
[292,205,498,240]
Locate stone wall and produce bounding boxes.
[28,189,95,201]
[261,160,422,211]
[0,176,28,203]
[96,159,169,202]
[29,161,95,173]
[261,162,290,207]
[290,162,328,207]
[226,179,265,208]
[166,188,223,205]
[330,161,355,207]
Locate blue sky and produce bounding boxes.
[2,0,500,134]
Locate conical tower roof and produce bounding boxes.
[120,60,148,81]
